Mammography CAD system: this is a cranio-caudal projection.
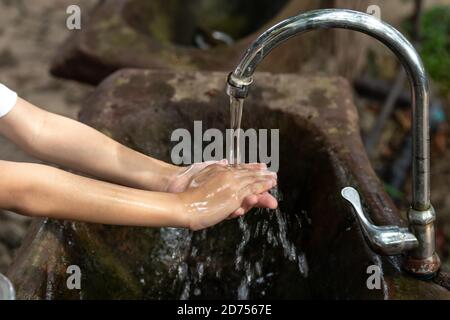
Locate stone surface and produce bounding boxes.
[0,211,31,273]
[8,69,450,299]
[50,0,371,85]
[0,243,11,271]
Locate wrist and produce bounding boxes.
[163,165,186,192]
[173,192,191,229]
[137,162,181,192]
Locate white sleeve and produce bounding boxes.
[0,83,18,118]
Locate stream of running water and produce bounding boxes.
[228,96,244,165]
[228,96,308,299]
[154,96,309,299]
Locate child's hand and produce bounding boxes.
[167,160,278,219]
[178,163,277,231]
[166,160,228,193]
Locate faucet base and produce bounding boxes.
[403,253,441,279]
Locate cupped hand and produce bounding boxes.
[166,160,228,193]
[167,160,278,218]
[178,163,277,231]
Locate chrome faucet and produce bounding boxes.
[226,9,440,277]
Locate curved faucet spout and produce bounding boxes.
[227,9,440,277]
[228,9,429,210]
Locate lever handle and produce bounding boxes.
[341,187,371,227]
[341,187,418,255]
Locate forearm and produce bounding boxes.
[0,160,187,228]
[0,98,179,191]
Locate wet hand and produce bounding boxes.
[168,160,278,219]
[178,163,277,231]
[166,160,228,193]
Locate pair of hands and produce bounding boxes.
[166,160,278,231]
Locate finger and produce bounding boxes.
[198,167,274,184]
[229,193,274,220]
[195,163,228,179]
[240,194,258,212]
[235,169,277,180]
[235,207,246,216]
[234,163,267,171]
[234,164,272,172]
[227,207,245,219]
[199,159,228,168]
[227,213,237,220]
[236,173,276,190]
[254,192,278,209]
[228,194,258,219]
[219,159,229,166]
[190,160,225,177]
[240,179,275,200]
[229,195,256,217]
[240,200,255,214]
[195,161,216,171]
[241,192,278,212]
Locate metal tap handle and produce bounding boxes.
[341,187,418,255]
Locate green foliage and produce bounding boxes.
[421,6,450,94]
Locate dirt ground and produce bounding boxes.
[0,0,95,272]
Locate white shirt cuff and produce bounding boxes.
[0,83,18,118]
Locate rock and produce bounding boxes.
[0,220,28,250]
[434,270,450,291]
[0,211,31,273]
[1,211,32,225]
[7,69,450,299]
[0,243,12,273]
[50,0,371,85]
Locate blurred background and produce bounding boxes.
[0,0,449,274]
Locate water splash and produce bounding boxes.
[234,187,309,299]
[176,95,309,299]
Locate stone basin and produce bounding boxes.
[7,69,450,299]
[50,0,369,85]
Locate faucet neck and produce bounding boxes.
[228,9,430,210]
[228,9,439,277]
